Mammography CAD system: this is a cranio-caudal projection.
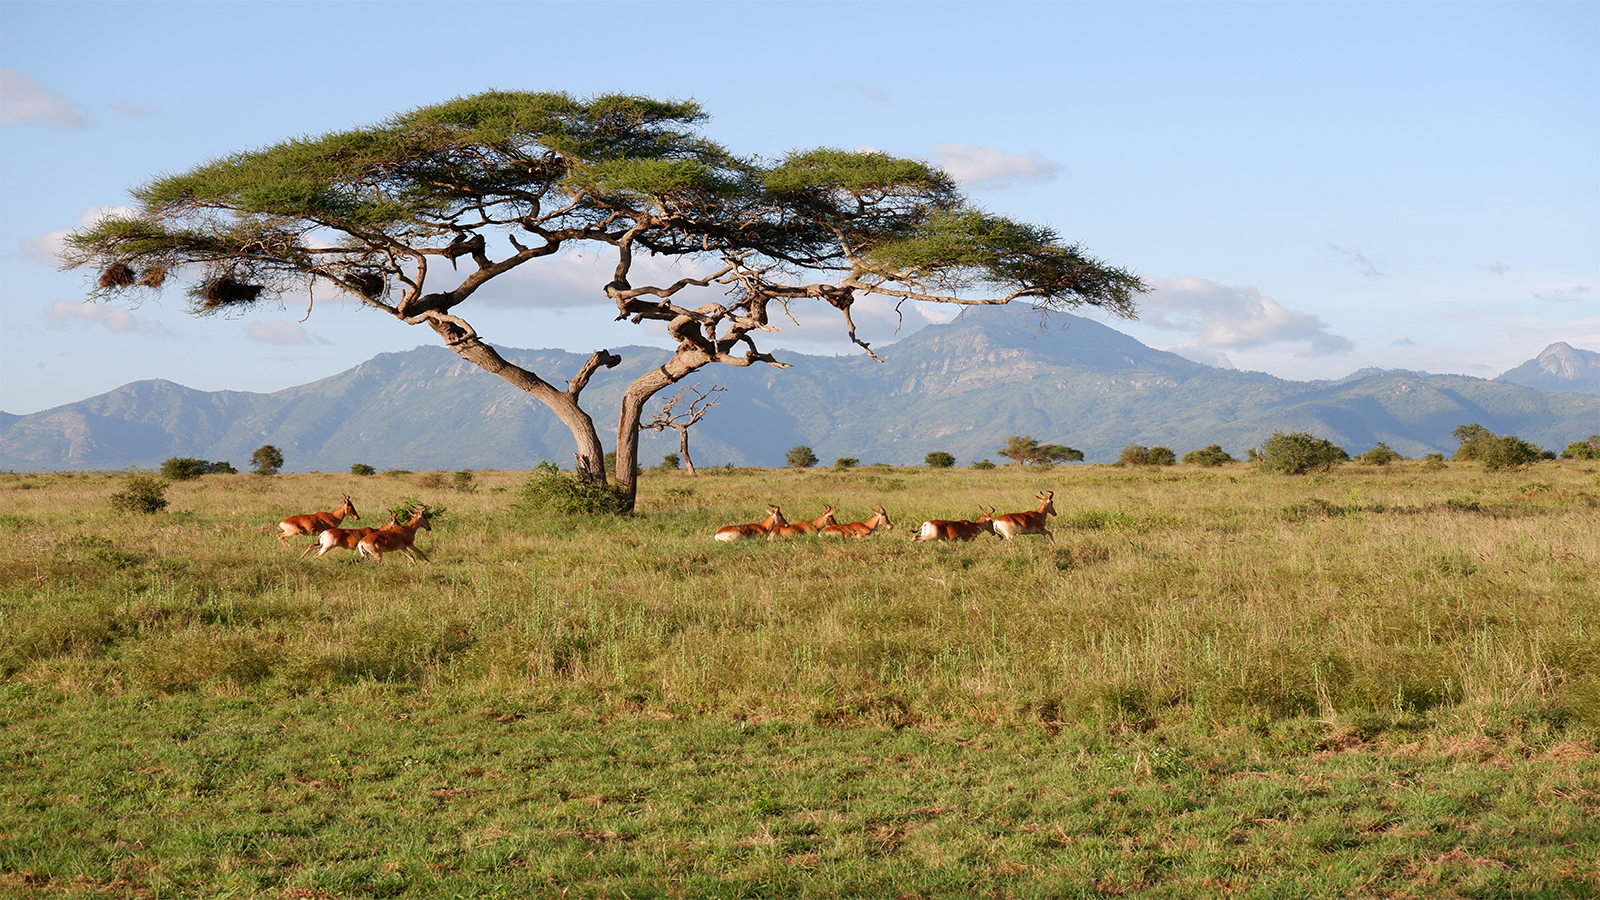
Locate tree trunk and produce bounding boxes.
[615,351,710,510]
[678,426,696,476]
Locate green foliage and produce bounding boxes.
[660,453,681,470]
[1560,435,1600,460]
[1257,431,1349,475]
[382,495,446,526]
[971,459,997,470]
[924,451,956,468]
[998,435,1083,466]
[832,457,860,470]
[786,445,818,468]
[452,470,476,493]
[1451,423,1496,461]
[251,444,283,476]
[1358,442,1403,466]
[1117,444,1176,466]
[207,460,237,474]
[1182,444,1236,467]
[1481,435,1545,472]
[108,473,169,514]
[160,456,211,480]
[515,462,626,516]
[1147,446,1176,466]
[350,463,377,476]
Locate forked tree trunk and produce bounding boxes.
[677,426,696,476]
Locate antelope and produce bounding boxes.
[277,494,359,546]
[299,515,393,560]
[713,505,786,541]
[912,514,997,542]
[820,506,893,539]
[989,491,1057,541]
[767,507,837,540]
[357,506,432,563]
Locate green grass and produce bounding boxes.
[2,461,1598,897]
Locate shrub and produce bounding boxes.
[1182,444,1236,466]
[515,462,626,516]
[833,457,860,470]
[415,470,449,490]
[786,446,818,468]
[1480,434,1544,472]
[1148,446,1176,466]
[109,474,169,515]
[160,457,210,480]
[1257,431,1348,475]
[1451,423,1495,461]
[452,470,476,492]
[350,463,377,476]
[925,451,956,468]
[1560,436,1600,460]
[1118,445,1150,466]
[206,460,237,474]
[1358,442,1402,466]
[971,459,997,470]
[999,435,1083,466]
[660,453,681,470]
[251,445,283,476]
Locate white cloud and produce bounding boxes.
[247,321,327,345]
[19,205,138,265]
[1139,276,1356,357]
[931,143,1064,188]
[44,300,139,333]
[1164,343,1236,369]
[0,69,89,128]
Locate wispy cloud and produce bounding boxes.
[19,206,138,265]
[931,143,1064,188]
[1139,276,1356,357]
[246,321,329,345]
[0,69,89,128]
[1479,261,1510,275]
[1533,285,1592,303]
[110,98,157,118]
[1328,244,1386,279]
[42,300,180,338]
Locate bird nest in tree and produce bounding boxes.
[138,267,168,289]
[347,272,384,298]
[201,277,265,309]
[98,263,137,289]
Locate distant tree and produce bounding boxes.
[1479,434,1544,472]
[109,473,169,515]
[1118,444,1150,466]
[1358,442,1402,466]
[251,445,284,476]
[660,453,682,470]
[787,446,819,469]
[63,91,1146,512]
[160,457,210,480]
[206,460,237,474]
[1560,435,1600,460]
[351,463,377,476]
[998,435,1083,466]
[971,459,997,470]
[925,451,957,468]
[1148,446,1176,466]
[1182,444,1236,467]
[833,457,860,470]
[1257,431,1348,475]
[1451,424,1496,461]
[640,384,725,476]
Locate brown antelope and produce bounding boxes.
[357,507,432,563]
[989,491,1057,541]
[299,515,393,560]
[820,506,893,539]
[911,514,997,542]
[767,507,837,540]
[277,494,359,546]
[713,505,786,541]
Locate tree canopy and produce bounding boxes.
[64,90,1147,509]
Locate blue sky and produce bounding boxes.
[3,0,1596,416]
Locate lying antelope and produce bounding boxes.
[357,507,432,563]
[912,514,997,542]
[989,491,1057,541]
[277,494,359,546]
[713,505,786,541]
[820,506,893,539]
[767,507,837,540]
[299,515,392,560]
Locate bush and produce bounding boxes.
[350,463,377,476]
[1358,442,1402,466]
[160,457,211,481]
[251,445,283,476]
[925,451,956,468]
[108,474,169,515]
[1148,446,1176,466]
[833,457,859,470]
[1257,431,1348,475]
[1182,444,1236,466]
[452,470,476,493]
[786,446,818,468]
[207,460,237,474]
[660,453,681,470]
[515,462,626,516]
[1118,445,1150,467]
[1560,436,1600,460]
[1480,435,1544,472]
[1451,424,1495,461]
[971,459,997,470]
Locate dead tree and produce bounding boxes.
[640,384,726,475]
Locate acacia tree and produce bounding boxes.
[639,383,725,475]
[63,91,1145,511]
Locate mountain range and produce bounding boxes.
[3,306,1597,471]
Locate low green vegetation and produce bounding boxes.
[3,460,1598,897]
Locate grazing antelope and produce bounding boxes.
[820,506,893,539]
[912,514,997,542]
[277,494,359,546]
[767,507,837,540]
[299,515,392,560]
[713,505,786,541]
[989,491,1057,541]
[357,506,432,563]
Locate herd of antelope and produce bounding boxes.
[712,491,1057,544]
[276,494,432,563]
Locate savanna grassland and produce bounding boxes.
[2,460,1598,899]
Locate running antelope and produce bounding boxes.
[989,491,1057,541]
[277,494,359,546]
[912,514,997,542]
[767,507,837,540]
[299,515,392,560]
[820,506,893,539]
[357,507,432,563]
[713,505,786,541]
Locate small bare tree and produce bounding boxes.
[640,384,725,475]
